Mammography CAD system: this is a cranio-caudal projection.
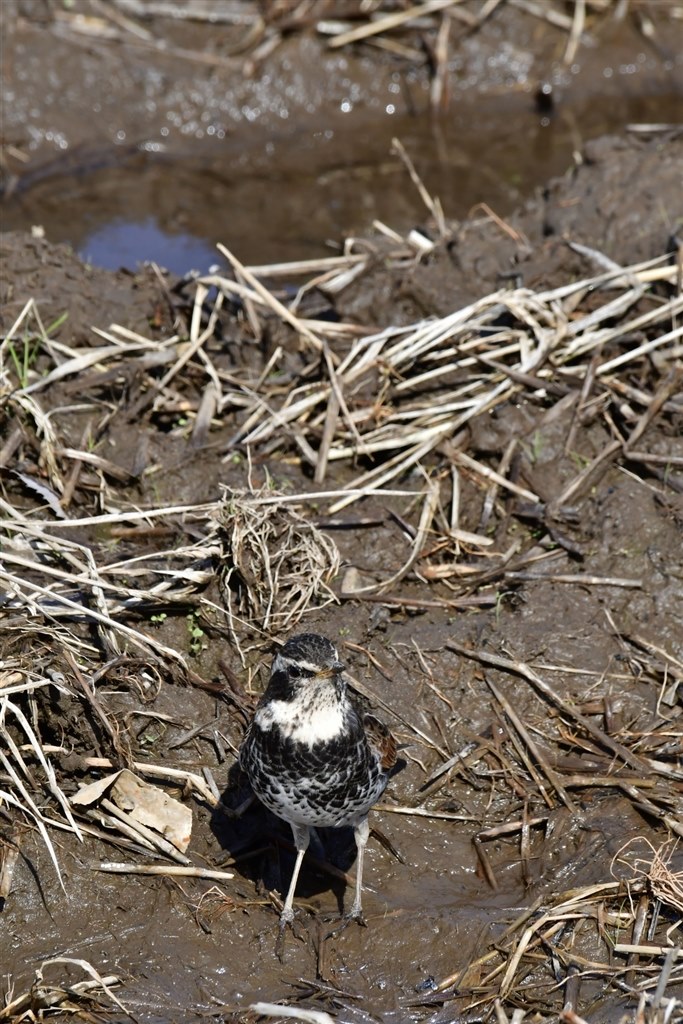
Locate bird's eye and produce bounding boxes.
[288,664,314,680]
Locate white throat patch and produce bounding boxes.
[255,695,347,745]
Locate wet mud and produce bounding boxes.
[1,2,683,1023]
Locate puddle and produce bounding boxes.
[3,88,682,273]
[80,216,218,274]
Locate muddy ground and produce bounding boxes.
[1,3,683,1023]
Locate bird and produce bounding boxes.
[239,632,397,930]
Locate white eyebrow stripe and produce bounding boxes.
[273,654,326,674]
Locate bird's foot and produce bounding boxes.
[346,897,367,927]
[275,908,307,959]
[323,906,367,940]
[216,792,255,819]
[279,906,295,927]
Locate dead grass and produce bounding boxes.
[213,481,341,661]
[428,867,683,1023]
[1,155,682,1020]
[0,956,130,1023]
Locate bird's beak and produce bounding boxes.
[317,660,345,678]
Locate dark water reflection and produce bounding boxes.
[3,90,681,273]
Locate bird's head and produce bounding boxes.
[269,632,345,698]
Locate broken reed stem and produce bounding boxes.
[94,863,234,880]
[446,642,651,774]
[217,243,325,352]
[327,0,458,50]
[503,572,642,588]
[486,675,575,810]
[392,136,447,235]
[82,757,218,806]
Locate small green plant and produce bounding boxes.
[523,429,544,465]
[150,612,167,625]
[186,611,206,655]
[46,311,69,335]
[569,450,591,470]
[137,720,166,748]
[7,335,41,388]
[6,311,68,388]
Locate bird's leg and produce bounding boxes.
[279,821,310,927]
[218,791,255,819]
[275,822,310,958]
[323,816,370,939]
[349,816,369,923]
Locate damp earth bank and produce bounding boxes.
[1,3,682,1022]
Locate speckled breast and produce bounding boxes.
[241,724,388,829]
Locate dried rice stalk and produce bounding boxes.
[614,837,683,914]
[212,484,340,656]
[197,251,681,509]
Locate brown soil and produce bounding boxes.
[1,4,682,1023]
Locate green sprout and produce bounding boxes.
[186,611,206,655]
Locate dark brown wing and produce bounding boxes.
[364,713,398,772]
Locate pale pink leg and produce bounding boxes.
[280,822,309,927]
[350,816,369,920]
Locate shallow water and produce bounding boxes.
[3,0,682,273]
[4,87,682,273]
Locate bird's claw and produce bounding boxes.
[323,908,366,940]
[275,909,307,959]
[275,921,288,960]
